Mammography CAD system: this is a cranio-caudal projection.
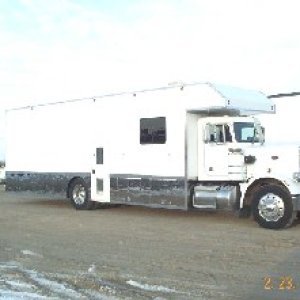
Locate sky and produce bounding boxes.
[1,0,300,160]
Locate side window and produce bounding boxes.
[140,117,166,144]
[207,124,232,143]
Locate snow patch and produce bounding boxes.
[5,280,34,290]
[25,270,83,299]
[21,250,43,258]
[126,280,175,293]
[81,289,117,300]
[0,288,50,299]
[0,261,118,299]
[0,261,20,269]
[88,263,96,273]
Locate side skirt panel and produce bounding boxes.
[110,174,187,210]
[5,171,91,197]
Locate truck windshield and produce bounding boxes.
[234,122,261,143]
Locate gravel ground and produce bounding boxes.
[0,185,299,299]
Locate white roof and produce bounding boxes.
[182,82,275,115]
[6,81,275,116]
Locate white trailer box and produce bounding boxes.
[261,92,300,145]
[6,82,300,229]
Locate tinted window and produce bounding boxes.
[140,117,166,144]
[234,122,259,143]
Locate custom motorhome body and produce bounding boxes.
[5,83,300,229]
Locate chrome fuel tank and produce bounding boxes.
[193,185,237,210]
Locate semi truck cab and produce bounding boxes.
[198,116,264,180]
[192,114,300,229]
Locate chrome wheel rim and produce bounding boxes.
[258,193,285,222]
[72,184,86,205]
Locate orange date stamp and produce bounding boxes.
[264,276,296,290]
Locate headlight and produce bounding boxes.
[293,172,300,182]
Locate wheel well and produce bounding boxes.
[243,178,289,207]
[67,177,82,198]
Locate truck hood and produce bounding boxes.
[244,143,300,175]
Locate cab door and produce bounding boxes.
[203,123,230,177]
[91,147,110,203]
[201,122,246,180]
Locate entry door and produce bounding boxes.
[91,147,110,202]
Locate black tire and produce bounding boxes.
[69,178,95,210]
[252,185,296,229]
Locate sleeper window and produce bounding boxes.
[140,117,166,144]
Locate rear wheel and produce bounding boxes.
[252,184,296,229]
[69,178,95,210]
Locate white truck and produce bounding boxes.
[5,82,300,229]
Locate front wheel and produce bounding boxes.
[69,178,95,210]
[252,185,296,229]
